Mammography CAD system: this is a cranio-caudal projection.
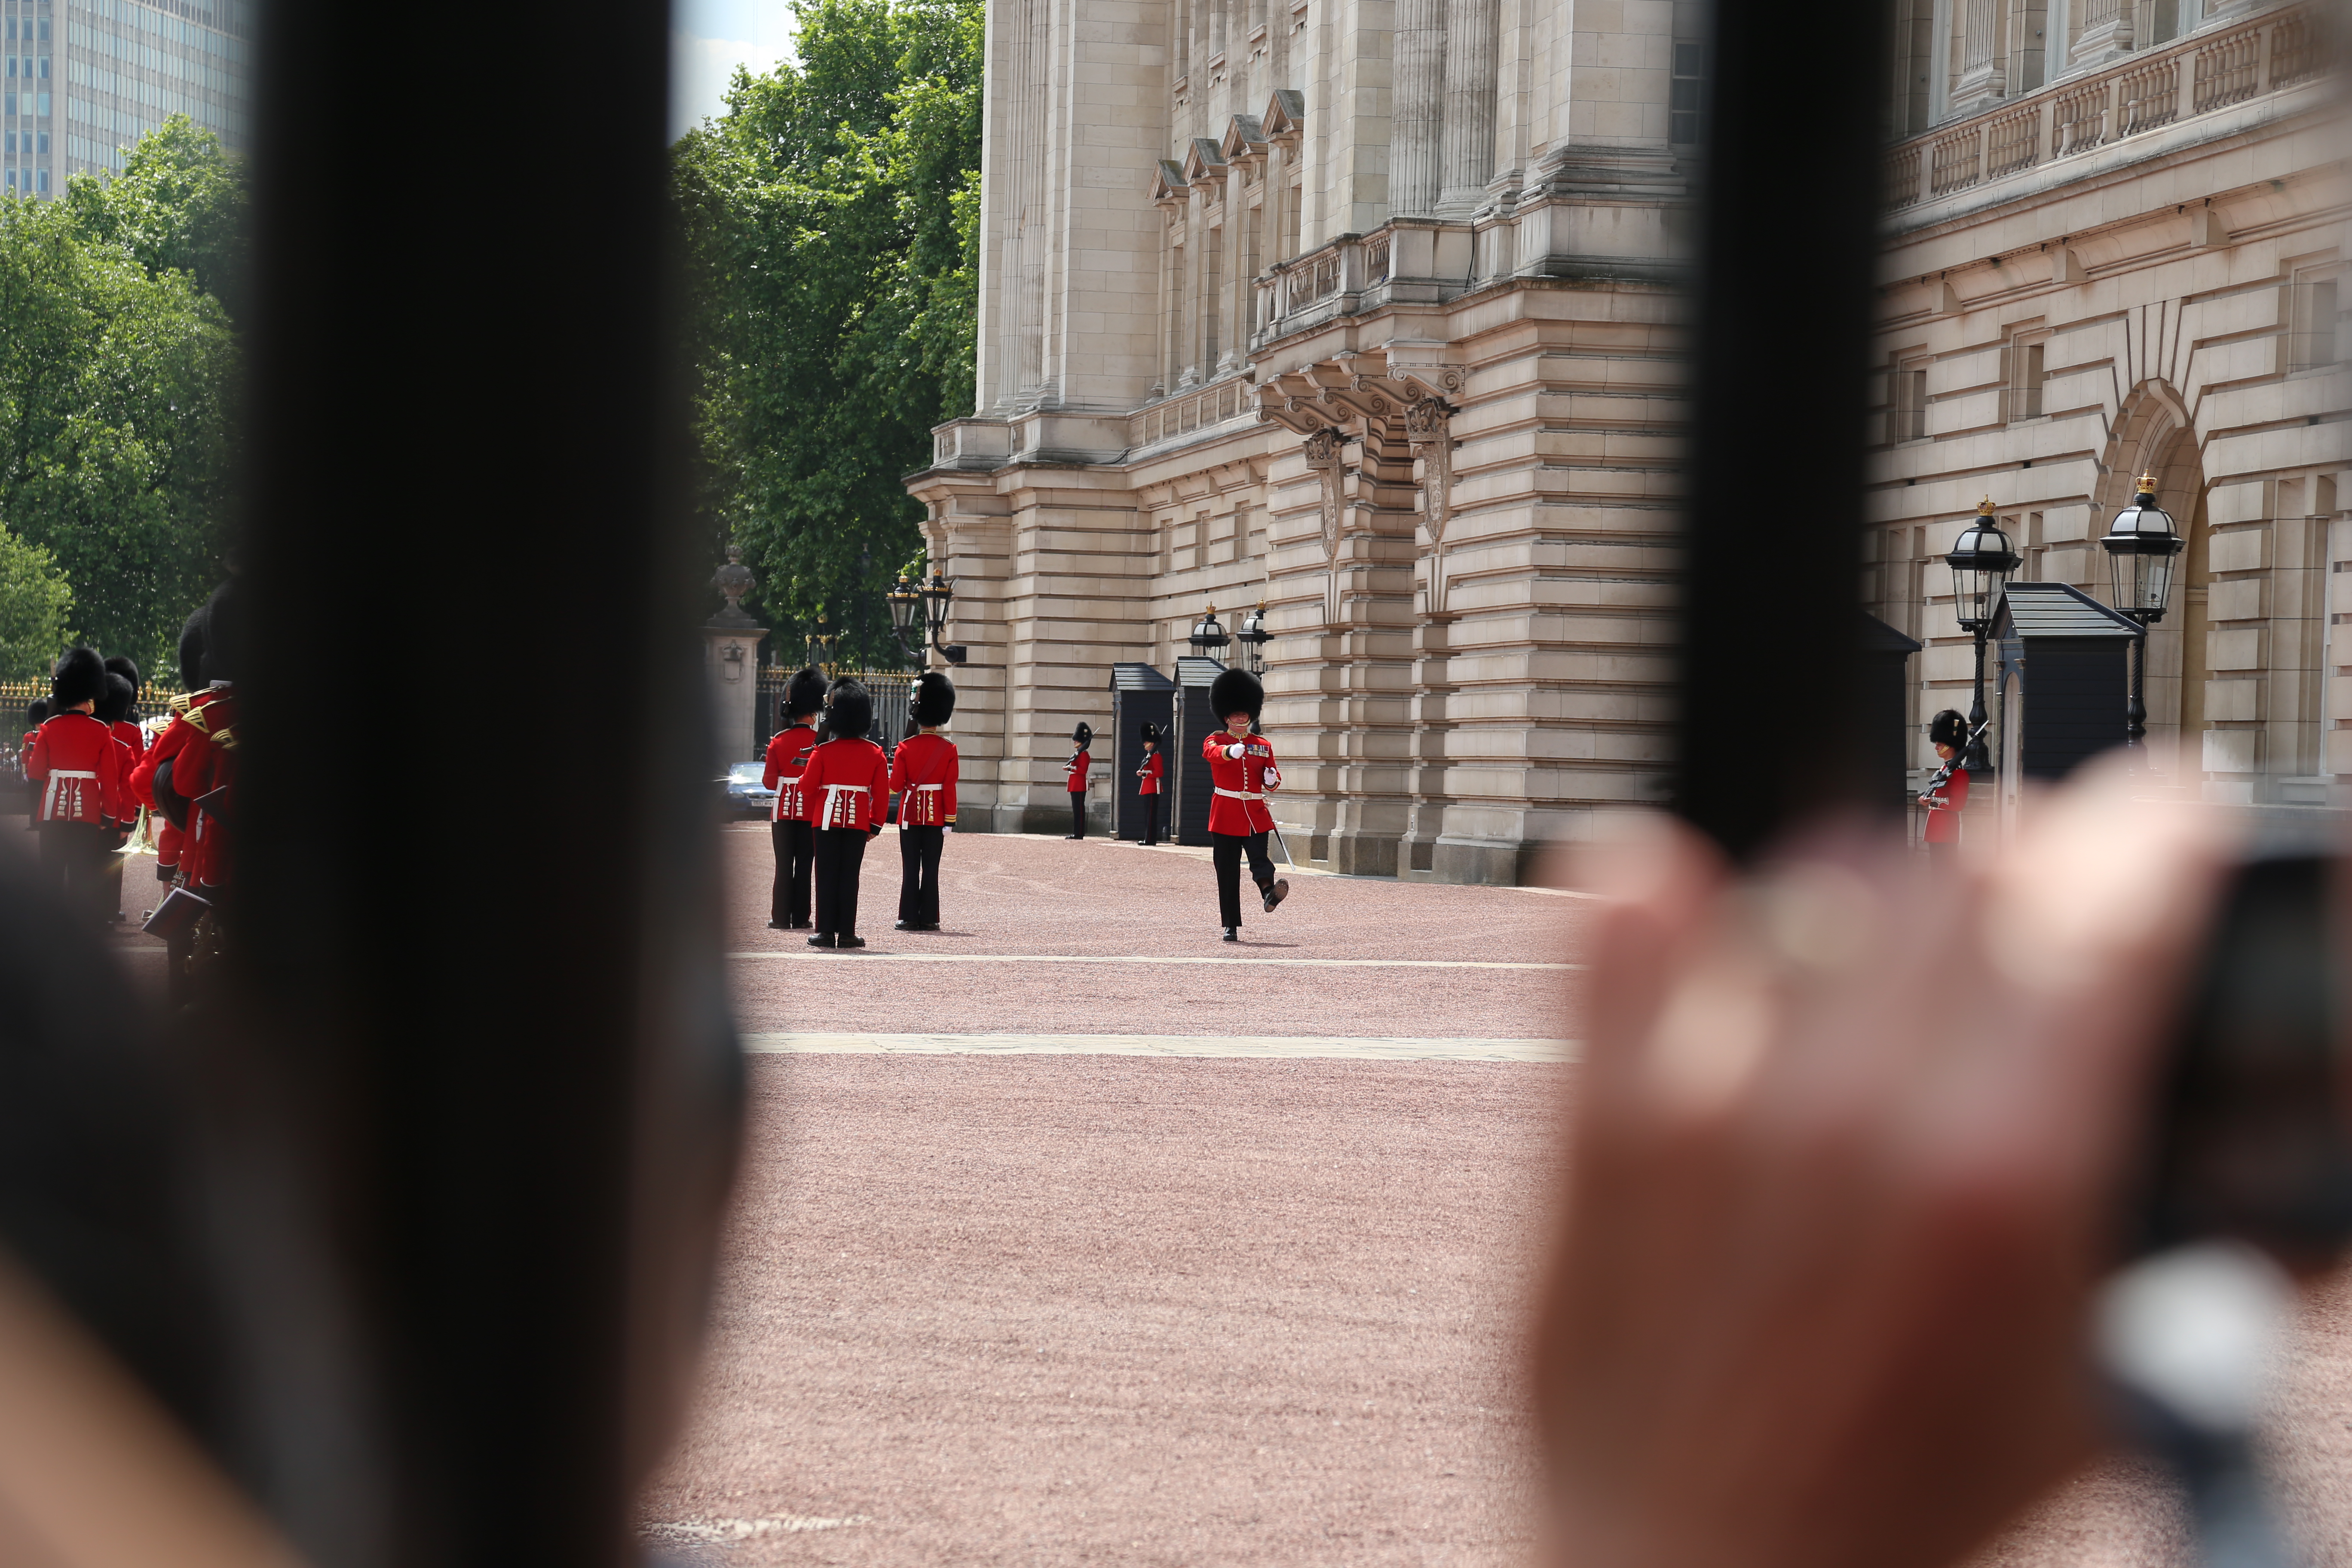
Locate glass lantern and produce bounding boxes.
[2101,475,2184,624]
[1944,499,2020,631]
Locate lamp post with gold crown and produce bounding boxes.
[1945,498,2019,774]
[2101,474,2185,754]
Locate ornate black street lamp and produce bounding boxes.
[1235,602,1271,675]
[883,563,965,665]
[1945,499,2019,774]
[1188,604,1230,658]
[2101,472,2184,753]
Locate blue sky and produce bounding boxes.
[671,0,799,137]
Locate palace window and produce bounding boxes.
[1886,356,1929,444]
[1670,43,1709,147]
[2290,267,2343,373]
[1204,223,1223,368]
[2004,334,2047,423]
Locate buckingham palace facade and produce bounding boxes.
[903,0,2345,880]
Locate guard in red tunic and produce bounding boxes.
[19,697,46,819]
[891,671,959,932]
[760,667,828,930]
[1064,722,1092,839]
[94,671,141,922]
[1919,708,1971,864]
[104,655,145,763]
[1203,668,1289,942]
[25,647,126,923]
[797,679,889,949]
[1135,722,1164,846]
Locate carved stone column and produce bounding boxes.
[1951,0,2007,112]
[1392,0,1447,215]
[1438,0,1501,215]
[1400,397,1460,876]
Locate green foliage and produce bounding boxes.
[674,0,983,669]
[0,116,240,678]
[0,523,71,679]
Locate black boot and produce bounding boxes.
[806,932,836,948]
[1263,879,1289,913]
[838,934,867,950]
[1222,926,1239,942]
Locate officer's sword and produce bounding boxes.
[1268,822,1297,868]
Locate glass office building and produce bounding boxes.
[5,0,249,199]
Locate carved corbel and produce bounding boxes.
[1302,426,1350,626]
[1405,397,1458,616]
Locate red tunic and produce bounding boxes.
[1065,747,1090,792]
[798,735,889,831]
[890,732,959,827]
[27,711,126,824]
[1922,764,1969,844]
[112,718,146,763]
[1201,729,1278,835]
[1136,752,1163,796]
[762,723,819,823]
[173,692,237,890]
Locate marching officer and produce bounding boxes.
[1064,722,1092,839]
[1919,708,1971,863]
[891,671,958,932]
[1135,723,1164,846]
[24,647,126,923]
[761,667,828,930]
[103,655,144,761]
[1202,668,1289,942]
[797,678,889,949]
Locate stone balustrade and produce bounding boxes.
[1887,3,2326,213]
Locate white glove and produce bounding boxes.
[1225,744,1246,760]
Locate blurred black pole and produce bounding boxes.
[1673,0,1891,858]
[231,3,742,1566]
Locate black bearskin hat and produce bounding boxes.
[826,678,873,739]
[1210,667,1263,725]
[1140,721,1159,745]
[1928,709,1968,749]
[178,578,242,689]
[1072,721,1093,749]
[24,697,47,729]
[909,670,956,728]
[784,666,828,722]
[104,654,139,692]
[50,646,106,709]
[96,672,136,726]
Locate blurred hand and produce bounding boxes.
[1532,764,2232,1568]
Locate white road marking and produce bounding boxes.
[742,1031,1577,1062]
[726,952,1579,971]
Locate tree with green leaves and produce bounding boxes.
[0,115,242,680]
[673,0,981,671]
[0,524,70,679]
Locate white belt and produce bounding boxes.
[1214,787,1264,800]
[821,782,866,825]
[43,769,95,820]
[911,783,943,791]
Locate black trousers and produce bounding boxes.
[771,818,814,925]
[39,820,110,923]
[898,824,944,925]
[1210,830,1277,928]
[1069,791,1086,838]
[1141,795,1159,845]
[814,827,870,936]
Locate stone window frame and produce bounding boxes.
[2002,324,2051,425]
[1884,350,1932,446]
[2285,259,2345,377]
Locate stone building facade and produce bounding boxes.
[903,0,2343,880]
[1871,0,2346,806]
